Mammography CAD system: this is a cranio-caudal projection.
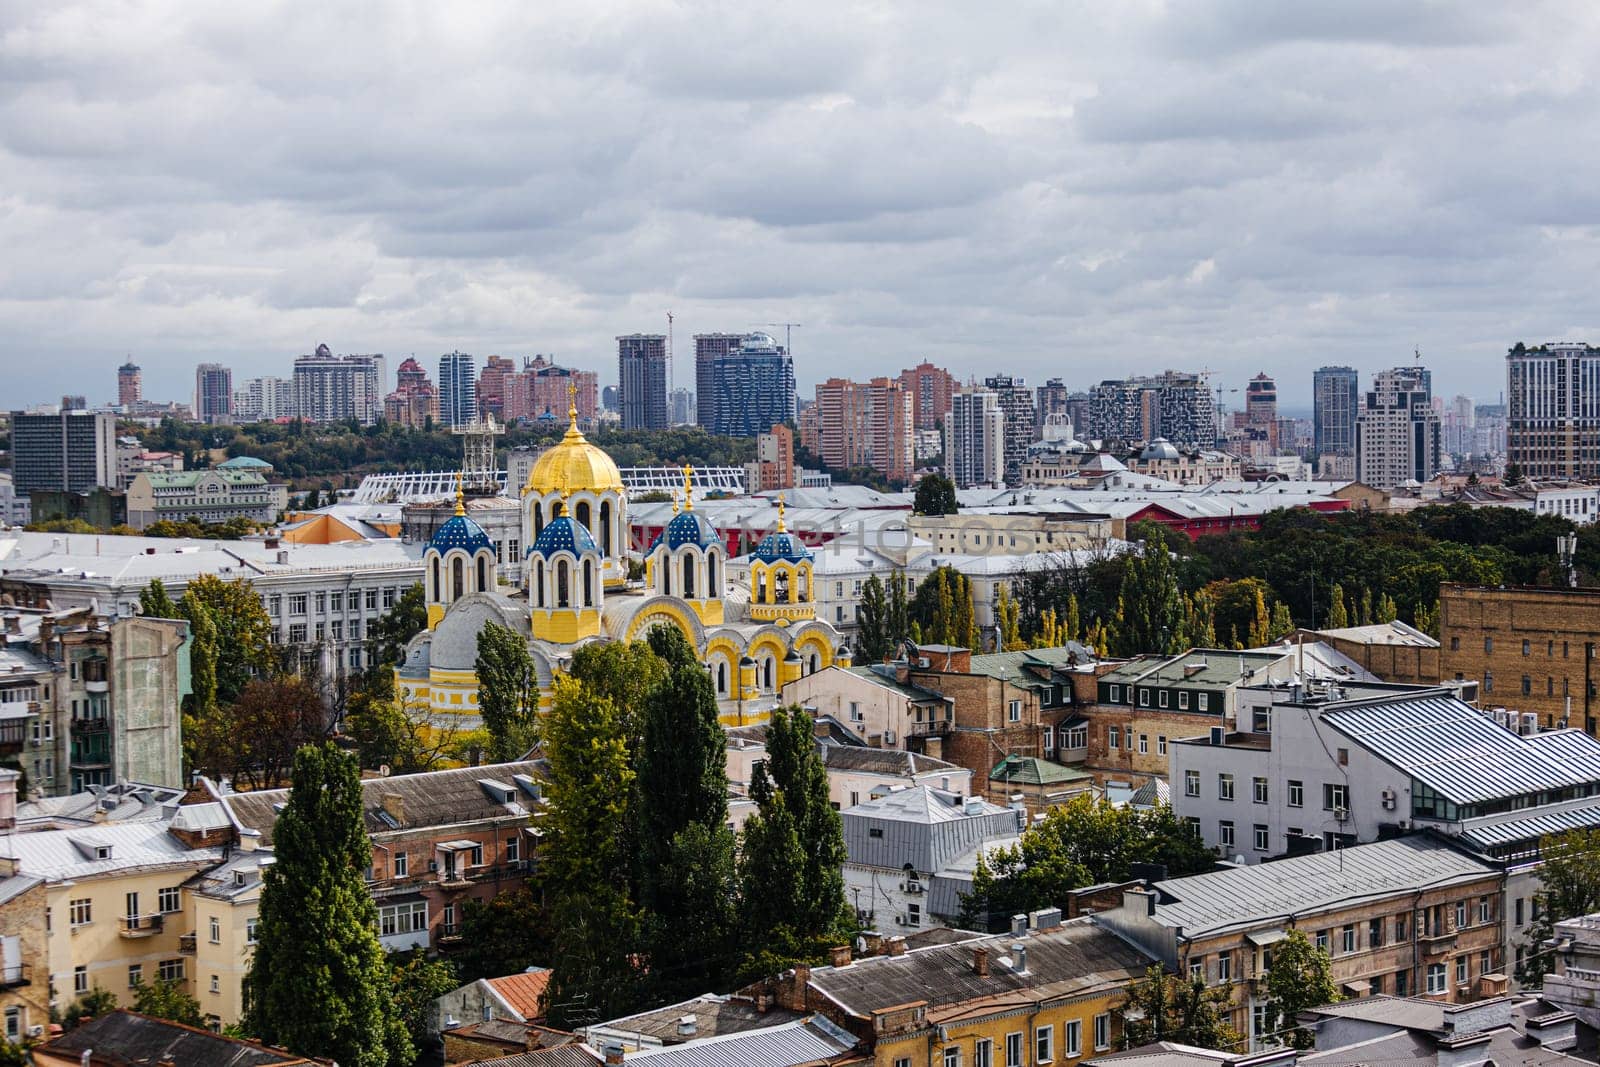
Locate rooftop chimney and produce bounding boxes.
[886,936,907,957]
[604,1044,626,1066]
[830,945,852,968]
[382,792,404,825]
[973,946,990,977]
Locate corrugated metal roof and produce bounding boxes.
[1323,697,1600,804]
[627,1017,855,1067]
[1459,804,1600,850]
[1149,836,1496,938]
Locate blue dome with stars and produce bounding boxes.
[428,513,493,556]
[753,528,811,563]
[532,514,598,559]
[651,510,720,553]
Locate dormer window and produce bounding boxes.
[94,846,112,861]
[233,871,247,888]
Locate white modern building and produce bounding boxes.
[1357,367,1441,489]
[946,388,1005,489]
[292,345,386,425]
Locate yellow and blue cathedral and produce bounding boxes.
[397,402,850,725]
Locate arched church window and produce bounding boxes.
[451,557,464,603]
[557,560,570,608]
[583,560,593,607]
[683,555,696,599]
[775,569,790,603]
[476,556,487,592]
[600,500,613,556]
[536,560,546,608]
[533,501,544,537]
[430,558,440,601]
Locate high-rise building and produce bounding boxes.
[194,363,233,424]
[1245,372,1277,427]
[235,377,295,422]
[670,388,696,426]
[475,355,515,419]
[694,333,745,428]
[1356,366,1441,489]
[746,424,796,492]
[116,362,141,406]
[601,385,619,412]
[292,345,386,424]
[1313,366,1359,473]
[1441,395,1477,457]
[697,332,796,437]
[502,356,599,425]
[383,358,438,428]
[617,334,669,431]
[1035,378,1069,434]
[813,377,914,485]
[1506,342,1600,479]
[1088,372,1215,449]
[983,375,1036,486]
[9,410,118,495]
[60,395,86,412]
[438,351,478,428]
[945,388,1005,489]
[898,361,957,431]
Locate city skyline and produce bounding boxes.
[4,4,1598,406]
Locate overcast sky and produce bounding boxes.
[3,1,1598,410]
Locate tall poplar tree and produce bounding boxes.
[752,707,849,942]
[855,575,890,662]
[886,570,911,652]
[475,622,539,761]
[245,743,408,1067]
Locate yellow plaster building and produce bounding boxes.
[397,404,850,726]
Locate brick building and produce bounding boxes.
[1439,584,1600,732]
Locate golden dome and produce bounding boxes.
[524,394,624,496]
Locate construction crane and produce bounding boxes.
[666,310,674,393]
[759,322,803,355]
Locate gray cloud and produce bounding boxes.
[1,0,1597,407]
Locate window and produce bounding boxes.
[1427,963,1446,994]
[1157,736,1167,756]
[1217,951,1232,982]
[1252,1004,1270,1043]
[1485,637,1493,653]
[1159,690,1169,708]
[1252,777,1268,804]
[1185,769,1200,797]
[1454,901,1467,929]
[908,903,922,927]
[1315,930,1329,952]
[1369,918,1385,949]
[159,958,184,982]
[1477,896,1491,924]
[268,594,282,616]
[288,594,307,615]
[378,901,428,938]
[394,852,408,877]
[1094,1013,1110,1052]
[944,1049,961,1067]
[1065,724,1087,750]
[468,845,484,867]
[1516,897,1525,926]
[1218,773,1234,801]
[1064,1020,1081,1058]
[1006,1032,1023,1067]
[1456,957,1468,985]
[128,964,143,988]
[1480,950,1492,975]
[1189,959,1203,982]
[1139,688,1150,707]
[1219,820,1235,849]
[210,974,220,994]
[1008,700,1021,723]
[1450,636,1460,651]
[159,886,181,913]
[1523,639,1531,656]
[1323,783,1348,811]
[246,918,259,944]
[314,592,326,614]
[506,836,520,864]
[1138,734,1149,755]
[330,591,343,611]
[1253,824,1269,852]
[1287,780,1303,808]
[288,623,307,643]
[70,898,92,926]
[74,966,88,994]
[1109,726,1120,750]
[1108,684,1121,703]
[869,827,884,838]
[1485,671,1493,693]
[1395,969,1409,996]
[1522,675,1532,696]
[1341,925,1356,953]
[1198,693,1210,711]
[209,916,221,944]
[365,589,378,611]
[1036,1025,1053,1063]
[1395,914,1409,941]
[1179,691,1190,710]
[975,1039,993,1067]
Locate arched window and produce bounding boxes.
[536,560,546,608]
[683,554,696,599]
[809,652,820,674]
[756,571,767,604]
[533,501,544,537]
[451,557,464,604]
[476,555,487,592]
[600,500,613,556]
[706,552,719,593]
[583,560,593,607]
[430,557,440,601]
[576,500,592,536]
[775,569,790,604]
[798,568,809,601]
[762,657,773,690]
[556,560,570,608]
[660,556,671,596]
[716,661,727,694]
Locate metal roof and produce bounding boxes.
[1458,803,1600,851]
[1323,696,1600,804]
[1148,836,1497,938]
[626,1017,856,1067]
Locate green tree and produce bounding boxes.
[997,584,1024,651]
[56,987,118,1030]
[542,676,639,1027]
[388,951,459,1058]
[1376,592,1399,623]
[1121,965,1241,1051]
[139,578,181,619]
[913,472,959,516]
[1504,461,1525,486]
[567,639,669,744]
[886,570,911,652]
[133,977,205,1027]
[953,571,979,650]
[475,622,539,762]
[1326,583,1349,629]
[245,743,408,1067]
[1268,599,1294,642]
[856,574,891,662]
[1264,929,1340,1049]
[1114,539,1184,655]
[455,886,555,984]
[180,574,275,704]
[368,583,427,670]
[1517,829,1600,986]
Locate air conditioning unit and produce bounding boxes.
[1334,807,1349,823]
[901,880,924,894]
[895,916,908,926]
[26,1025,42,1038]
[428,860,439,872]
[1380,789,1397,811]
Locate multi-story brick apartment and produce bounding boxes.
[812,377,915,485]
[1439,583,1600,732]
[898,361,957,432]
[1098,836,1505,1050]
[768,913,1157,1067]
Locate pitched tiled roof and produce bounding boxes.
[487,968,552,1019]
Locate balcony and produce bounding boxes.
[437,923,464,945]
[908,719,953,736]
[70,716,110,735]
[1419,929,1457,956]
[0,963,30,989]
[178,933,196,955]
[119,914,164,938]
[82,661,109,693]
